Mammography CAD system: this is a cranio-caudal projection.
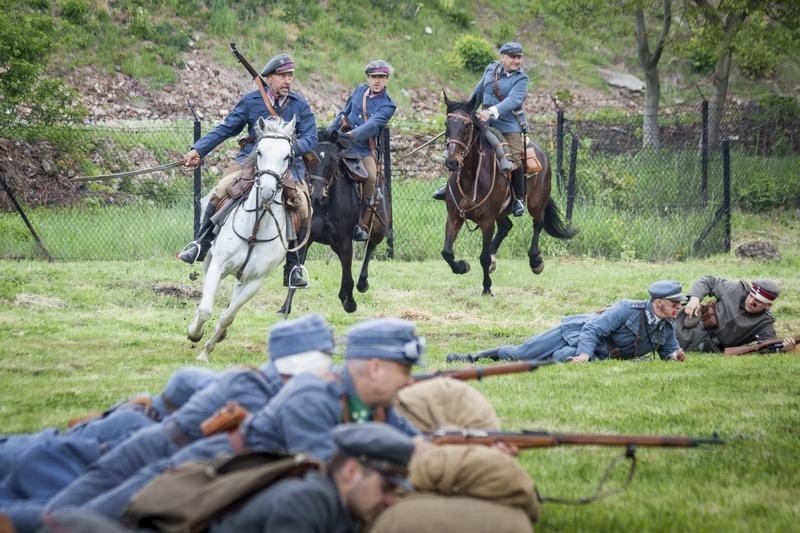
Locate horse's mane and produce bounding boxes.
[446,98,474,115]
[241,117,296,168]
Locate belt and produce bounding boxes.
[228,429,248,454]
[164,420,191,449]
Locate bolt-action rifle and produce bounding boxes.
[430,429,724,504]
[724,335,799,356]
[412,360,553,382]
[229,42,265,85]
[430,428,725,448]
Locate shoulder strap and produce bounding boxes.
[492,64,504,102]
[255,77,280,118]
[361,89,379,161]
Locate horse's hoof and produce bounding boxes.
[196,352,209,362]
[482,289,493,296]
[530,257,544,274]
[343,299,357,313]
[187,330,203,343]
[460,261,470,274]
[276,305,290,316]
[356,279,369,293]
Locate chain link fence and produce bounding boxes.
[1,98,798,261]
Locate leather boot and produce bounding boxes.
[510,167,525,217]
[353,204,370,241]
[177,204,216,264]
[283,228,308,288]
[446,348,500,363]
[432,183,447,201]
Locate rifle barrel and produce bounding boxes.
[412,360,552,382]
[431,430,725,448]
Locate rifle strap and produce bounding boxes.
[361,90,380,164]
[255,76,281,119]
[537,447,638,505]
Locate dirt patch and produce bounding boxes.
[14,293,67,309]
[398,309,433,321]
[151,283,202,299]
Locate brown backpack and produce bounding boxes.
[123,451,321,533]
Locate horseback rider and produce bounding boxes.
[177,53,318,288]
[433,41,529,217]
[328,60,396,241]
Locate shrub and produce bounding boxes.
[450,35,495,73]
[59,0,90,26]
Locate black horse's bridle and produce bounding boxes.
[445,110,477,171]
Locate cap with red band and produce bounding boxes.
[749,280,779,304]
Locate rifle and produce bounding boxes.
[430,429,724,505]
[412,360,553,382]
[230,42,264,84]
[724,335,799,356]
[430,428,725,449]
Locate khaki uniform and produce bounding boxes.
[676,276,777,352]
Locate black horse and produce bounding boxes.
[278,129,389,315]
[441,91,576,295]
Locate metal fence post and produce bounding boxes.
[701,100,709,205]
[192,118,202,237]
[566,134,578,222]
[722,139,731,253]
[0,175,52,260]
[382,127,394,259]
[556,108,564,192]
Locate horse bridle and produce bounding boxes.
[306,140,338,199]
[445,111,477,170]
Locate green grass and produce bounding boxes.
[1,210,799,530]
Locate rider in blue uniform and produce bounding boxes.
[79,317,424,521]
[448,280,688,363]
[45,314,334,512]
[178,53,318,290]
[433,41,529,217]
[329,60,396,241]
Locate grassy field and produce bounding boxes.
[1,212,799,530]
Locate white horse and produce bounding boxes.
[188,116,295,361]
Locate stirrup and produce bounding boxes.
[432,185,446,201]
[353,225,369,242]
[512,199,525,217]
[177,241,202,264]
[288,265,309,289]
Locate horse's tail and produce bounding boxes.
[543,198,578,240]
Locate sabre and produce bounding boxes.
[71,160,185,182]
[395,131,445,162]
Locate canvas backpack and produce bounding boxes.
[123,450,322,533]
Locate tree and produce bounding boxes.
[546,0,673,148]
[684,0,800,144]
[0,4,83,134]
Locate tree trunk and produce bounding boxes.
[709,46,732,147]
[634,2,671,149]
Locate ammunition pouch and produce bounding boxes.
[225,166,255,201]
[201,401,250,437]
[341,151,369,183]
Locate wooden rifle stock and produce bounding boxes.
[724,335,800,356]
[430,429,725,448]
[412,360,553,382]
[230,42,264,83]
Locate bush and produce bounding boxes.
[59,0,91,26]
[450,35,495,73]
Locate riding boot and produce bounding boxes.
[510,167,526,217]
[283,227,308,288]
[432,183,447,201]
[353,203,370,242]
[446,348,500,364]
[177,204,216,264]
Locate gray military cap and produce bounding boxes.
[750,279,779,303]
[648,280,688,303]
[365,59,393,76]
[332,422,415,490]
[268,313,335,360]
[345,317,425,366]
[499,41,524,55]
[261,53,295,77]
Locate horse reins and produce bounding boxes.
[444,110,500,218]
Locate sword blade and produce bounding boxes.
[71,160,185,182]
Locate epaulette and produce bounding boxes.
[630,301,647,309]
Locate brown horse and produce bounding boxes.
[441,91,576,295]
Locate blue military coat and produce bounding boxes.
[497,300,680,362]
[192,89,318,182]
[47,363,284,511]
[210,471,357,533]
[331,84,396,157]
[470,60,529,133]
